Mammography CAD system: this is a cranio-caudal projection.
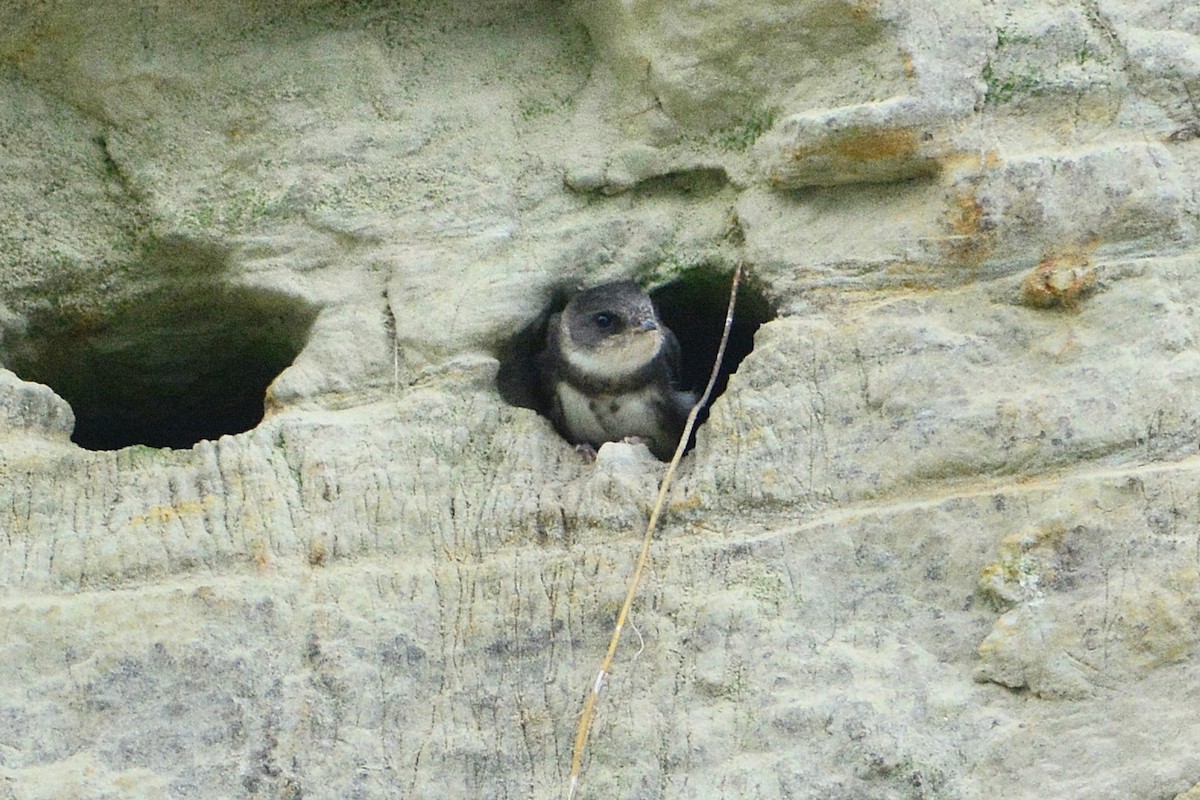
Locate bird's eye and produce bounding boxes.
[593,312,614,329]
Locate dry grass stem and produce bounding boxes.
[565,262,744,799]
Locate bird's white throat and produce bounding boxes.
[562,328,662,380]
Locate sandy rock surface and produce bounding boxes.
[2,1,1200,798]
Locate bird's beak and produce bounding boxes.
[638,319,658,332]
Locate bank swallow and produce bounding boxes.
[538,280,695,460]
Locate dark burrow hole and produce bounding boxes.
[2,276,319,452]
[496,267,775,456]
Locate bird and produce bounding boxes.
[537,280,695,460]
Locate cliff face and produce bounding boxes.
[2,1,1200,798]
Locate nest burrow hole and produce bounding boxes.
[1,241,319,451]
[497,267,775,452]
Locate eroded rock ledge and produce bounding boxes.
[2,1,1200,798]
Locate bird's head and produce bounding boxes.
[559,281,664,379]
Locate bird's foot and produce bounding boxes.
[574,443,598,462]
